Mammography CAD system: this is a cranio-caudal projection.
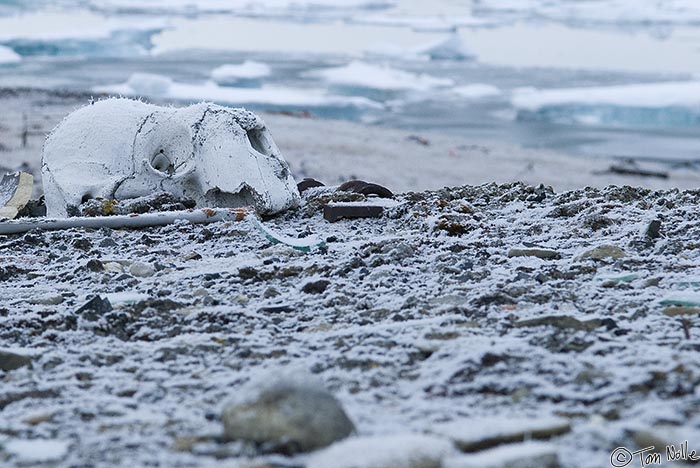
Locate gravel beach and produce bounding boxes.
[1,88,700,467]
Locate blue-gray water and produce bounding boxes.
[1,0,700,164]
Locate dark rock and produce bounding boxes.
[514,315,607,332]
[0,350,32,371]
[298,178,325,193]
[337,180,394,198]
[324,204,383,223]
[86,259,105,272]
[646,219,662,239]
[77,296,113,321]
[508,248,561,260]
[302,280,331,294]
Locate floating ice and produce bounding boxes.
[96,73,382,108]
[211,61,271,86]
[0,45,20,64]
[419,31,476,60]
[309,60,454,91]
[453,84,501,99]
[42,99,300,217]
[126,72,173,96]
[513,81,700,127]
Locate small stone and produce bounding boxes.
[103,262,124,273]
[193,288,209,297]
[646,219,662,239]
[579,245,627,261]
[29,294,64,306]
[86,259,105,272]
[98,238,118,248]
[263,287,281,298]
[77,296,112,321]
[222,380,355,454]
[432,416,570,453]
[507,249,560,260]
[663,306,700,317]
[0,350,33,371]
[302,280,331,294]
[129,262,155,278]
[514,315,611,332]
[324,204,384,223]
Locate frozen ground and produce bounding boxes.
[1,90,700,467]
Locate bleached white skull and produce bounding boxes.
[42,98,300,218]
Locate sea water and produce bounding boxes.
[1,0,700,163]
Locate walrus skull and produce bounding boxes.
[42,98,300,218]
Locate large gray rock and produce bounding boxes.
[222,381,355,454]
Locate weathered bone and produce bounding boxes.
[42,98,300,218]
[0,172,33,220]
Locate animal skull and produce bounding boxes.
[42,98,300,218]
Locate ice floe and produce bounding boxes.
[95,73,382,108]
[211,61,271,86]
[0,45,20,64]
[309,60,454,91]
[453,84,501,99]
[513,81,700,127]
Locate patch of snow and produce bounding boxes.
[309,60,453,91]
[4,439,69,463]
[307,434,455,468]
[443,441,558,468]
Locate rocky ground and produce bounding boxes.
[1,88,700,467]
[1,181,700,467]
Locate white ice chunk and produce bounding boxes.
[513,81,700,110]
[453,84,501,99]
[211,61,271,83]
[309,60,454,91]
[95,74,381,108]
[126,73,173,96]
[0,45,20,64]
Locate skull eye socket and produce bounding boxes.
[247,129,271,156]
[150,150,175,176]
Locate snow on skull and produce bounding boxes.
[41,98,300,218]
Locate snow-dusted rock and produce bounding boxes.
[222,380,355,454]
[430,416,570,452]
[42,98,300,218]
[307,434,455,468]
